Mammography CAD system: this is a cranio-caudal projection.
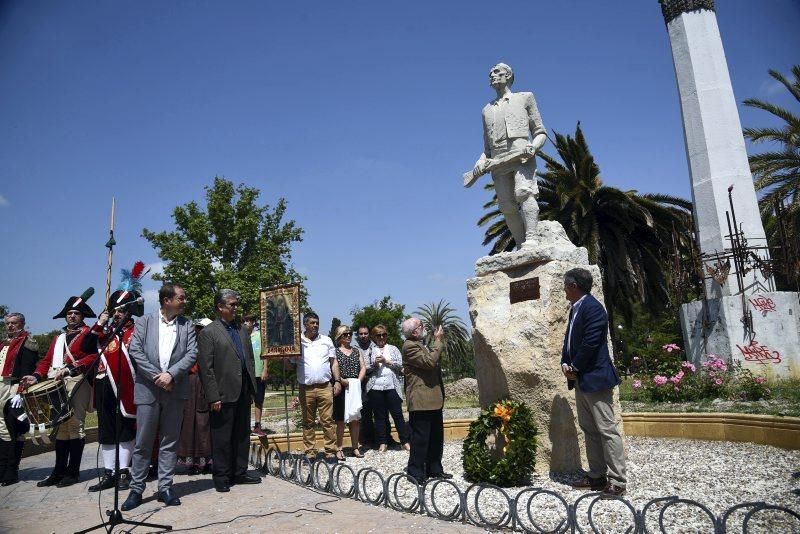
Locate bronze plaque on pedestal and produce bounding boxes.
[509,277,540,304]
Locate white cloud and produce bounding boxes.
[759,78,784,97]
[147,261,166,276]
[143,289,159,314]
[0,195,9,207]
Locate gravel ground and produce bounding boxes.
[304,437,800,533]
[444,378,479,398]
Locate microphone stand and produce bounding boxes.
[75,309,172,533]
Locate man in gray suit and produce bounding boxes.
[122,283,197,510]
[197,289,260,492]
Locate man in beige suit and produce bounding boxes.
[401,318,447,484]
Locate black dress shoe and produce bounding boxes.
[429,472,454,480]
[571,475,607,491]
[88,470,116,492]
[117,469,131,491]
[1,478,20,486]
[37,474,63,487]
[214,484,230,493]
[56,474,80,488]
[121,491,142,511]
[233,474,261,485]
[157,488,181,506]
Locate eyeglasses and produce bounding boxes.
[374,334,387,339]
[342,332,352,337]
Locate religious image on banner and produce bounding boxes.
[259,283,301,358]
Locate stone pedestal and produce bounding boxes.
[466,221,622,473]
[680,292,800,378]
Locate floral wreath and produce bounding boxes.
[462,399,537,487]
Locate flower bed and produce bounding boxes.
[627,345,772,404]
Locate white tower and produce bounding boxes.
[661,0,769,297]
[660,0,800,376]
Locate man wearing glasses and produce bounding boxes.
[0,312,38,486]
[197,289,260,492]
[401,318,448,484]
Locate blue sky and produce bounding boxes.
[1,1,798,334]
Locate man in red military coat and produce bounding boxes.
[0,312,39,486]
[84,289,142,492]
[22,290,97,488]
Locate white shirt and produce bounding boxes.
[371,345,396,391]
[566,295,588,356]
[296,334,335,385]
[158,311,178,372]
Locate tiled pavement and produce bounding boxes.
[0,443,481,533]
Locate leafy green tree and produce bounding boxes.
[614,302,683,373]
[31,330,61,356]
[350,296,406,348]
[143,177,304,319]
[416,300,473,380]
[478,123,693,326]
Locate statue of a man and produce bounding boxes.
[464,63,547,249]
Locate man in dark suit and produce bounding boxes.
[561,268,627,497]
[122,283,197,510]
[197,289,260,492]
[401,318,448,485]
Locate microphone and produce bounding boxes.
[104,297,144,334]
[113,297,144,312]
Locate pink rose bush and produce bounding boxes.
[628,345,771,403]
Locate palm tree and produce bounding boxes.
[744,65,800,248]
[477,183,516,254]
[477,123,694,325]
[415,300,473,379]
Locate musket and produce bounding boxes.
[462,146,537,188]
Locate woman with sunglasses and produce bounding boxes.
[332,326,366,459]
[365,324,410,452]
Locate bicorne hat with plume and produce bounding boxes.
[109,261,147,317]
[53,287,96,319]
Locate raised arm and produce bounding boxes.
[402,340,443,371]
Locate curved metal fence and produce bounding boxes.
[249,443,799,533]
